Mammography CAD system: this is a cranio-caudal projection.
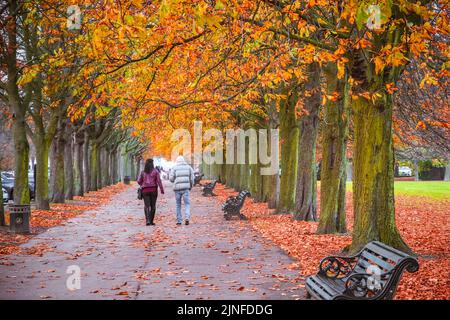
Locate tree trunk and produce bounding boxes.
[12,110,30,205]
[443,159,450,181]
[0,176,4,226]
[294,62,321,221]
[34,137,50,209]
[51,120,66,203]
[130,155,136,181]
[318,64,349,234]
[238,163,247,192]
[413,159,420,181]
[225,164,233,187]
[350,95,410,253]
[89,141,98,191]
[64,129,74,200]
[73,132,84,196]
[96,147,103,188]
[83,131,91,192]
[111,148,116,184]
[112,147,118,184]
[107,148,113,186]
[266,109,279,209]
[232,161,240,190]
[219,162,226,184]
[6,0,30,205]
[102,147,110,187]
[278,87,299,213]
[135,158,140,181]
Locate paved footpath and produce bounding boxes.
[0,181,305,300]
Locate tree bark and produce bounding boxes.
[89,141,98,191]
[51,119,66,203]
[294,62,321,221]
[64,126,74,200]
[350,95,410,253]
[111,147,118,184]
[83,131,91,192]
[101,147,110,187]
[73,131,84,196]
[130,155,136,181]
[318,64,349,234]
[413,159,420,181]
[34,137,50,209]
[107,148,113,186]
[444,158,450,181]
[0,176,5,226]
[6,0,30,205]
[135,157,141,180]
[96,146,102,188]
[278,86,299,213]
[239,162,248,192]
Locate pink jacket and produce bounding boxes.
[138,169,164,193]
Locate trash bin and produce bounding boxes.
[8,204,30,233]
[123,176,131,185]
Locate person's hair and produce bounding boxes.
[144,158,154,174]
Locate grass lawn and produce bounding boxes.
[346,181,450,200]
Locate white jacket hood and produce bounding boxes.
[176,156,187,164]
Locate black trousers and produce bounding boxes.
[143,191,158,223]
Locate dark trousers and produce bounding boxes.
[143,191,158,223]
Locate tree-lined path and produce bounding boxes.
[0,182,303,300]
[1,0,448,301]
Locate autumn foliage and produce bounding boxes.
[0,0,449,300]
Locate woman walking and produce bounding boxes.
[137,159,164,225]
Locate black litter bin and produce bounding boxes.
[8,204,31,233]
[124,176,131,185]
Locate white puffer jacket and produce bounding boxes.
[169,156,195,191]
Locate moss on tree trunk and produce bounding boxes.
[51,120,66,203]
[64,129,74,200]
[6,0,30,205]
[350,96,410,253]
[318,64,349,234]
[101,147,110,187]
[13,117,30,205]
[73,132,84,196]
[97,148,104,187]
[83,131,91,192]
[278,88,299,213]
[35,139,50,209]
[294,62,320,221]
[89,142,98,191]
[265,108,279,208]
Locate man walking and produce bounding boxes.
[169,156,195,225]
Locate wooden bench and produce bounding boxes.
[201,180,217,196]
[222,190,250,220]
[305,241,419,300]
[194,173,204,186]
